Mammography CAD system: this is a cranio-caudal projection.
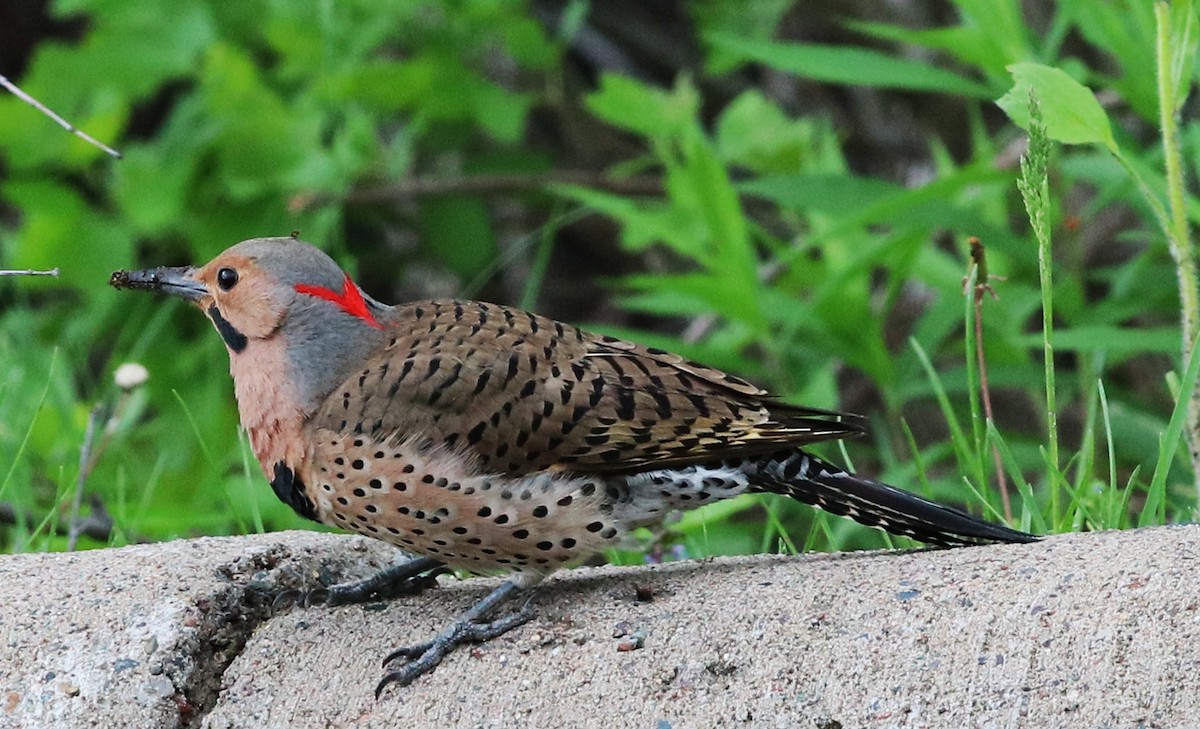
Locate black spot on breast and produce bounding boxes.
[270,462,317,522]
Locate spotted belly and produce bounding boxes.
[299,430,626,574]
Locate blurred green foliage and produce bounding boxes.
[1,0,1198,558]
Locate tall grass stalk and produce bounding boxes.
[1143,337,1200,527]
[1016,94,1061,524]
[909,338,979,491]
[1154,1,1200,493]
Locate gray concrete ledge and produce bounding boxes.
[1,527,1195,728]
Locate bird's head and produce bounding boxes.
[112,237,390,409]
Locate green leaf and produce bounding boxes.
[1016,327,1181,353]
[694,0,794,73]
[199,43,311,197]
[715,90,826,174]
[113,144,196,233]
[740,173,901,216]
[705,33,994,98]
[502,16,559,68]
[584,74,700,140]
[554,185,708,257]
[1167,0,1200,112]
[1069,0,1158,121]
[622,273,761,327]
[668,134,758,310]
[997,63,1117,149]
[339,58,439,112]
[339,56,531,143]
[740,167,1016,250]
[849,21,1013,84]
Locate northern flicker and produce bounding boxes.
[111,237,1035,695]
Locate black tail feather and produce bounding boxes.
[750,450,1036,547]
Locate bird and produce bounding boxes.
[110,236,1036,696]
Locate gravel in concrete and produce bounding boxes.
[2,527,1196,728]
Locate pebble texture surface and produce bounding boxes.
[0,527,1194,728]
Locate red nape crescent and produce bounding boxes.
[295,273,382,329]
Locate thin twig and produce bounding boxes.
[66,404,107,551]
[964,237,1012,521]
[0,268,59,277]
[0,74,122,159]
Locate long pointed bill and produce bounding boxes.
[109,266,207,302]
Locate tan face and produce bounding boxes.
[193,252,288,342]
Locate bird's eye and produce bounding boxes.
[216,267,239,291]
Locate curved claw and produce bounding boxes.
[376,666,421,697]
[381,640,434,667]
[271,589,302,611]
[302,587,331,608]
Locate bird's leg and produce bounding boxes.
[274,556,449,609]
[375,578,535,697]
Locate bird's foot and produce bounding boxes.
[375,579,535,697]
[273,556,449,610]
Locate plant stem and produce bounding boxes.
[1039,225,1059,524]
[1154,2,1200,494]
[966,237,1011,521]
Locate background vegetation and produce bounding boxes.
[1,0,1197,562]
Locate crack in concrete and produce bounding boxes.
[174,546,307,728]
[169,539,399,727]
